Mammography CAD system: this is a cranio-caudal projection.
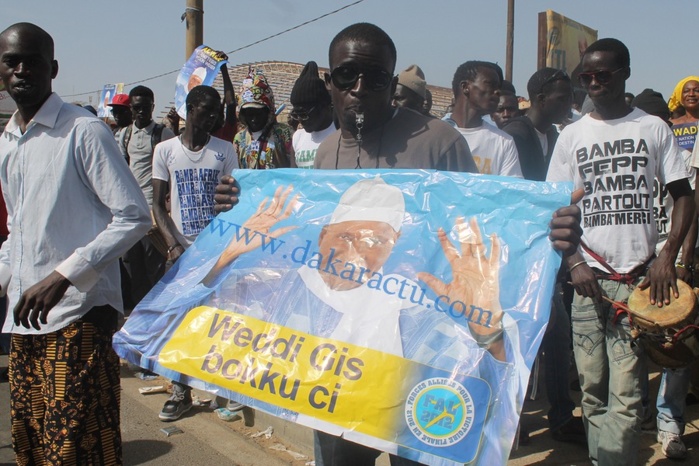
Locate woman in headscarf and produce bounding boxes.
[668,76,699,151]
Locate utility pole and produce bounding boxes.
[185,0,204,60]
[505,0,514,82]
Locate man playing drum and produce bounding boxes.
[547,38,695,466]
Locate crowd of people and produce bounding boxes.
[0,17,697,466]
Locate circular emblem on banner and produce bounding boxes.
[405,378,474,447]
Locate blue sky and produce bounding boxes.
[4,0,696,113]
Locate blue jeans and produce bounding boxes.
[572,278,643,466]
[542,287,576,429]
[656,367,689,435]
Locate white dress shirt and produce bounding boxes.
[0,93,151,334]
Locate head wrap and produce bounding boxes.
[330,176,405,231]
[668,76,699,112]
[398,65,426,100]
[290,61,330,107]
[238,67,275,112]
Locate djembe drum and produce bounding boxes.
[626,280,699,368]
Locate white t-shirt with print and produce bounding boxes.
[654,149,695,252]
[456,123,523,177]
[292,123,336,169]
[547,108,690,272]
[153,135,238,247]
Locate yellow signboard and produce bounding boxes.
[537,10,598,77]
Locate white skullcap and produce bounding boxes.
[192,67,207,80]
[329,176,405,231]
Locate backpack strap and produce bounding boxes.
[123,123,164,165]
[151,123,165,149]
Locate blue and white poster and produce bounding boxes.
[174,45,228,119]
[97,83,117,118]
[114,169,571,465]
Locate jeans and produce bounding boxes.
[572,278,643,466]
[656,367,690,435]
[542,287,576,429]
[314,431,424,466]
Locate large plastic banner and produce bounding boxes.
[114,169,571,465]
[175,45,227,119]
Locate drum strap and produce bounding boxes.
[581,242,654,285]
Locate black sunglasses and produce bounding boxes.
[329,65,393,92]
[578,68,625,87]
[538,69,569,94]
[289,106,316,121]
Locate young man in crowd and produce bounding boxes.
[491,80,522,129]
[633,88,697,460]
[503,68,586,445]
[504,69,571,181]
[234,69,293,169]
[289,61,335,169]
[391,64,427,114]
[119,85,176,307]
[547,38,694,466]
[152,85,238,421]
[215,22,583,466]
[107,93,132,141]
[0,22,150,464]
[444,61,523,177]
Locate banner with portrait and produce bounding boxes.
[97,83,124,118]
[174,45,228,119]
[114,169,571,465]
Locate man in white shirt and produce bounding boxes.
[0,22,150,465]
[152,85,238,421]
[120,85,176,307]
[444,61,523,177]
[289,61,335,169]
[547,38,694,466]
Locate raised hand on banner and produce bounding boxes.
[417,217,506,361]
[204,185,298,284]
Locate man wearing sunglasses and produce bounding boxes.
[215,22,583,466]
[444,61,523,178]
[502,68,587,445]
[289,61,335,169]
[312,24,476,172]
[547,38,694,466]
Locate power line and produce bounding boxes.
[61,0,365,98]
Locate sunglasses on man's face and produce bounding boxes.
[329,65,393,92]
[289,106,316,121]
[578,68,625,87]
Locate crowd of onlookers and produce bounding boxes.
[2,17,699,466]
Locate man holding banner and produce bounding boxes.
[203,22,582,466]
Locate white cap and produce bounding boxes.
[329,176,405,231]
[192,67,207,80]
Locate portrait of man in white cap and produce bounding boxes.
[198,175,516,361]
